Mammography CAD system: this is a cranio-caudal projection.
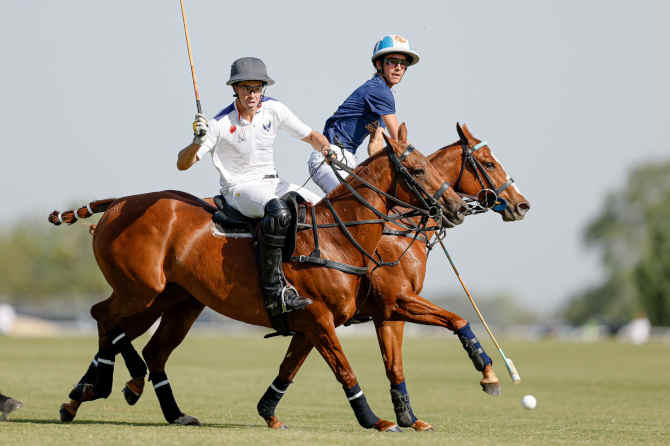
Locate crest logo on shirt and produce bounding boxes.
[263,121,271,132]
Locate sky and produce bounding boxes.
[2,1,669,314]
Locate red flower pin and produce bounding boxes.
[229,125,237,134]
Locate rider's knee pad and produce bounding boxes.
[261,199,292,237]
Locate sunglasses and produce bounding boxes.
[237,84,264,94]
[384,57,409,68]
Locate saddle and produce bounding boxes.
[211,192,307,338]
[212,191,306,261]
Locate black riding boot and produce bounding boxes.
[259,198,312,316]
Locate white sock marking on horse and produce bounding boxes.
[86,203,94,215]
[112,333,126,344]
[97,358,114,366]
[270,383,287,394]
[153,380,169,389]
[57,212,63,224]
[347,391,364,401]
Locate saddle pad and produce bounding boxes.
[210,223,254,239]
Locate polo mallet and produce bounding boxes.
[437,235,521,383]
[178,0,205,129]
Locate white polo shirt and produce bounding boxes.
[196,97,312,191]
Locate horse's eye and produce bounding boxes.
[411,168,425,176]
[484,161,495,169]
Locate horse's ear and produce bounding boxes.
[398,122,408,144]
[456,122,467,142]
[461,123,474,141]
[456,122,475,144]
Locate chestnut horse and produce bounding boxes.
[262,123,530,430]
[50,125,466,431]
[54,123,528,430]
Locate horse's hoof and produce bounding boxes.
[122,377,144,406]
[59,403,77,422]
[481,381,501,396]
[265,415,287,429]
[411,420,434,431]
[122,386,140,406]
[374,420,402,432]
[173,414,201,426]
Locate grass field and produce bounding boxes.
[1,332,668,445]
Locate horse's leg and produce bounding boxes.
[141,296,204,426]
[390,292,500,395]
[256,333,314,429]
[299,306,401,432]
[374,320,434,431]
[60,280,164,422]
[60,291,150,422]
[118,284,195,405]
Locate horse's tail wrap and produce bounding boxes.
[48,198,116,228]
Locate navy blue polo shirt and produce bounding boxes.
[323,74,395,154]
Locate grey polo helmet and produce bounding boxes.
[226,57,275,86]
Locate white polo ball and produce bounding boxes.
[521,394,537,409]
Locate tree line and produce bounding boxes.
[563,160,670,326]
[0,213,109,302]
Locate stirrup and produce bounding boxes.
[279,284,312,313]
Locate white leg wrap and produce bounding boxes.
[153,379,169,389]
[112,333,126,345]
[270,383,287,394]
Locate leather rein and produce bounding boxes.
[290,144,451,275]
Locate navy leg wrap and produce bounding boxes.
[390,382,417,427]
[79,354,98,384]
[109,328,147,379]
[455,323,492,372]
[109,328,147,378]
[93,354,115,398]
[68,355,99,400]
[344,384,379,428]
[257,376,290,419]
[150,371,183,423]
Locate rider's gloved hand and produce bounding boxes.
[323,144,339,163]
[192,113,208,145]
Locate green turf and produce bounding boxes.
[1,333,668,445]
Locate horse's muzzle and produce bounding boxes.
[440,197,466,228]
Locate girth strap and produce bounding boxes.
[290,205,369,275]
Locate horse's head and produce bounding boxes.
[428,123,530,222]
[381,123,466,227]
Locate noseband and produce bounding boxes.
[454,140,515,213]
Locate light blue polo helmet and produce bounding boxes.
[371,34,420,67]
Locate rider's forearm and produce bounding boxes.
[381,114,400,141]
[302,130,330,154]
[177,143,200,170]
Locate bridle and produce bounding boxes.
[454,140,515,214]
[291,143,455,275]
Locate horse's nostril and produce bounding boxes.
[518,202,530,213]
[458,205,467,216]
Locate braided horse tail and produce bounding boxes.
[48,198,116,235]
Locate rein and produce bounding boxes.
[291,144,447,275]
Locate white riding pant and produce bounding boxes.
[307,146,358,194]
[223,177,322,218]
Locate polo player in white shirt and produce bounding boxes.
[177,57,332,317]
